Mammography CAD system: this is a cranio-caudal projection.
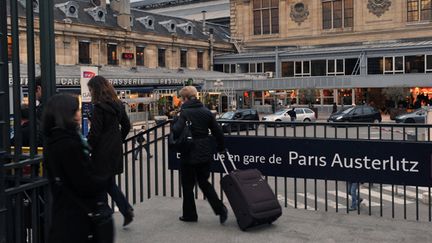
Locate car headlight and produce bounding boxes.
[221,123,226,126]
[335,116,343,120]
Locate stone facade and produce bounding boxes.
[231,0,432,47]
[12,12,232,72]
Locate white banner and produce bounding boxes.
[80,66,98,102]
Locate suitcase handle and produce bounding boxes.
[217,150,237,174]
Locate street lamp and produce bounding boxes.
[214,79,224,113]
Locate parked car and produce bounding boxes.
[327,105,381,123]
[261,108,316,123]
[395,108,426,123]
[217,109,259,132]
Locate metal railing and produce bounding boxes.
[120,120,432,223]
[0,0,56,242]
[2,154,49,243]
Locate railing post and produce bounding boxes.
[39,0,56,100]
[0,0,9,241]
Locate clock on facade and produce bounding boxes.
[122,53,134,60]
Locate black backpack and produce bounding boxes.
[169,112,194,153]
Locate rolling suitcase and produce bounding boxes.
[219,151,282,231]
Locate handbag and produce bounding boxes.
[169,111,194,153]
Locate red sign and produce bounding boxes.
[82,71,96,78]
[122,53,134,60]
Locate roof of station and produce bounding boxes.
[10,64,259,81]
[215,39,432,60]
[131,0,216,10]
[133,0,230,23]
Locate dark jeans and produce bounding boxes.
[105,177,132,216]
[133,142,151,160]
[180,162,224,219]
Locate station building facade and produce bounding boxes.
[212,0,432,113]
[6,0,255,117]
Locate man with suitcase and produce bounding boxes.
[171,86,228,224]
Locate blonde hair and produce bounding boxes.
[179,86,197,99]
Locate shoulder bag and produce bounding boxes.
[169,111,194,153]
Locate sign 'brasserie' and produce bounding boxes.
[8,77,203,86]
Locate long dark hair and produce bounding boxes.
[87,75,119,104]
[42,94,79,136]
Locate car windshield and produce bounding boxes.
[220,111,235,119]
[341,107,355,114]
[413,109,426,115]
[275,110,288,115]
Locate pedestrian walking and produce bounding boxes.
[332,103,337,114]
[287,107,296,127]
[348,182,363,211]
[171,86,228,223]
[43,94,113,243]
[133,131,152,160]
[11,106,43,147]
[87,76,134,227]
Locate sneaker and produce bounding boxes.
[348,207,357,211]
[123,208,134,227]
[219,205,228,224]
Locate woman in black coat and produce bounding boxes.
[43,94,113,243]
[171,86,228,223]
[87,76,134,226]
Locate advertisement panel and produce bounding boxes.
[80,67,98,135]
[169,136,432,186]
[80,66,98,102]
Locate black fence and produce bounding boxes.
[0,0,56,242]
[121,120,432,223]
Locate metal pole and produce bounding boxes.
[0,0,9,241]
[11,0,22,159]
[26,0,36,156]
[39,0,56,101]
[275,46,280,78]
[0,0,10,153]
[209,31,214,71]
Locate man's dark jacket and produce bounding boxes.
[88,101,131,178]
[172,98,224,164]
[44,128,107,243]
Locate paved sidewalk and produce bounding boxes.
[115,197,431,243]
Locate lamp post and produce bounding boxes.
[214,79,224,114]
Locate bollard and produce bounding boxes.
[427,107,432,141]
[421,107,432,203]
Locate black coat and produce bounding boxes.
[288,109,297,119]
[88,101,131,178]
[10,121,43,147]
[172,98,224,164]
[44,128,107,243]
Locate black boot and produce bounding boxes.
[219,205,228,224]
[123,208,134,227]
